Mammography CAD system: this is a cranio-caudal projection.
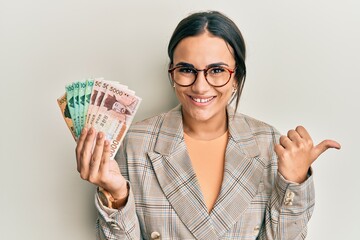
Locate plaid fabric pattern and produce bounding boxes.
[96,105,315,240]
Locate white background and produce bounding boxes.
[1,0,359,239]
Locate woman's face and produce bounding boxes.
[172,32,237,123]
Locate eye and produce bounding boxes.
[209,67,226,75]
[178,67,196,74]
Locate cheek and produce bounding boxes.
[175,87,182,93]
[174,88,186,101]
[218,87,234,101]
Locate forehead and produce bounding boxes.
[173,32,235,67]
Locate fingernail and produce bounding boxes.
[98,132,103,139]
[81,128,87,135]
[88,128,93,134]
[104,140,109,146]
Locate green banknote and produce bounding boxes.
[84,79,94,124]
[79,81,87,129]
[73,82,81,136]
[65,84,79,137]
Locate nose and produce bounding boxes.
[191,70,211,93]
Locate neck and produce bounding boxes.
[182,108,228,140]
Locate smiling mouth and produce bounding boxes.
[189,96,215,103]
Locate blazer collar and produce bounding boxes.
[153,105,184,156]
[149,104,263,238]
[154,104,260,158]
[227,106,261,158]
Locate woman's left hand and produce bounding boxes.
[275,126,341,183]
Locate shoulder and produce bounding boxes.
[239,113,281,158]
[228,108,281,146]
[128,105,180,135]
[128,112,167,135]
[124,105,181,147]
[121,112,166,156]
[124,106,182,154]
[241,113,280,136]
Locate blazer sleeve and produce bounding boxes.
[257,128,315,240]
[94,139,142,240]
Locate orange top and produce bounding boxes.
[184,131,228,213]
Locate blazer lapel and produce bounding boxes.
[147,105,218,239]
[209,107,264,236]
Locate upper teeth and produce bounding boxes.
[192,97,213,103]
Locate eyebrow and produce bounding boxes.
[174,62,230,68]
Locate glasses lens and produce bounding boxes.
[206,67,231,87]
[172,67,196,86]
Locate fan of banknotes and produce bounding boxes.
[57,78,141,159]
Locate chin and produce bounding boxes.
[186,108,216,122]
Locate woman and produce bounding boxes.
[76,11,340,239]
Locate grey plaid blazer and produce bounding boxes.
[96,105,315,240]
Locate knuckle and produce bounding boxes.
[287,130,296,138]
[85,135,93,145]
[297,141,305,148]
[296,125,304,131]
[88,175,96,183]
[279,136,287,144]
[103,147,110,154]
[274,144,282,152]
[281,150,290,159]
[80,172,88,180]
[96,140,104,148]
[81,150,89,161]
[89,157,97,167]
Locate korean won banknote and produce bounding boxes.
[57,78,141,159]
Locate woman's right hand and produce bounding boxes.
[75,127,128,201]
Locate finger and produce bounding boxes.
[295,126,312,141]
[274,143,286,158]
[287,129,302,143]
[279,135,293,148]
[75,127,88,170]
[88,132,105,182]
[312,139,341,160]
[79,127,96,179]
[99,140,111,176]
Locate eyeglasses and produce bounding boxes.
[168,65,236,87]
